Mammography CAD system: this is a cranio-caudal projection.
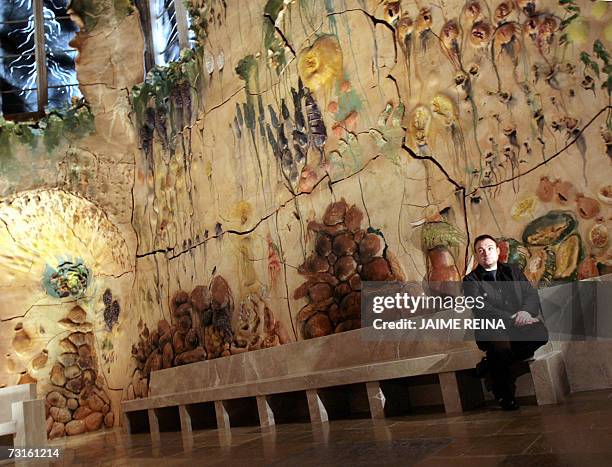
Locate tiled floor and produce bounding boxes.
[4,390,612,466]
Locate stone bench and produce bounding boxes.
[121,329,569,436]
[525,344,570,405]
[0,421,17,437]
[0,383,46,449]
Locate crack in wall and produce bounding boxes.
[77,82,120,90]
[263,14,297,58]
[466,105,611,196]
[398,105,610,270]
[399,140,472,268]
[274,210,297,341]
[125,2,612,315]
[136,153,386,262]
[135,247,175,259]
[97,269,135,280]
[357,174,372,228]
[203,86,246,116]
[327,8,397,65]
[0,216,17,244]
[400,143,464,191]
[0,299,79,323]
[137,84,253,145]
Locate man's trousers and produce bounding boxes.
[476,321,549,400]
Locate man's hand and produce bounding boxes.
[511,310,539,327]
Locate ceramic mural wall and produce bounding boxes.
[0,1,141,439]
[0,0,610,437]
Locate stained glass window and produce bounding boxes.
[147,0,196,68]
[0,0,82,118]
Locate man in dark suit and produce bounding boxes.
[463,234,549,410]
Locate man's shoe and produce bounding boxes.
[498,397,520,411]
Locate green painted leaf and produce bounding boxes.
[580,51,592,66]
[594,40,610,64]
[560,14,579,28]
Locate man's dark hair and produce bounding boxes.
[473,234,497,250]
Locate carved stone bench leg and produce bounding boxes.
[178,405,192,434]
[366,382,386,419]
[256,396,275,428]
[179,405,194,451]
[122,412,131,435]
[148,409,160,441]
[12,399,46,447]
[214,400,230,430]
[530,351,570,405]
[306,389,328,423]
[312,420,330,443]
[439,371,463,414]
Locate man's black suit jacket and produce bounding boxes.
[463,262,541,325]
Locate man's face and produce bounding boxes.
[475,238,499,269]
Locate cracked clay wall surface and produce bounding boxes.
[0,2,141,437]
[126,0,612,397]
[1,0,612,436]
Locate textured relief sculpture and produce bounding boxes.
[2,0,612,428]
[201,275,234,359]
[420,216,465,283]
[102,289,121,331]
[407,105,432,154]
[367,102,406,163]
[45,306,113,439]
[127,277,289,399]
[502,167,610,285]
[43,260,90,299]
[497,238,530,270]
[294,33,362,175]
[230,290,289,354]
[263,79,328,186]
[295,199,404,339]
[522,210,583,285]
[496,206,604,286]
[232,72,331,192]
[267,234,283,288]
[297,35,343,94]
[129,290,207,399]
[0,189,130,432]
[133,75,195,174]
[262,0,289,74]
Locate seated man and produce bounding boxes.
[463,234,549,410]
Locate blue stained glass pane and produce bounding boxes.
[1,1,38,114]
[0,0,33,22]
[47,84,80,110]
[186,10,196,49]
[151,0,181,66]
[0,0,82,115]
[43,0,81,109]
[43,0,70,15]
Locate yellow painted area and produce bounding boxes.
[566,17,589,45]
[232,200,253,225]
[298,35,343,92]
[511,197,538,221]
